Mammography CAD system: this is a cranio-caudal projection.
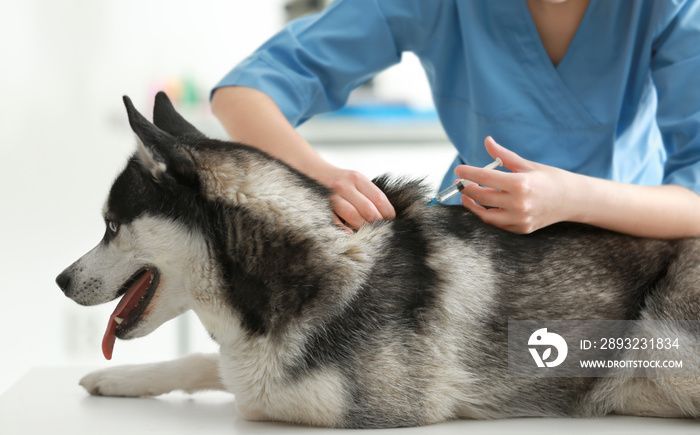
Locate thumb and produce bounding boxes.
[484,136,531,173]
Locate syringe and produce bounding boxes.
[426,158,502,206]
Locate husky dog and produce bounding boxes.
[56,92,700,428]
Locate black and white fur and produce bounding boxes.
[56,93,700,428]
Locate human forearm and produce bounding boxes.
[211,86,331,176]
[567,176,700,239]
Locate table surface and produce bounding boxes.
[1,367,698,434]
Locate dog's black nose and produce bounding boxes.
[56,272,71,292]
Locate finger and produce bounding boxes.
[347,190,384,223]
[454,164,516,192]
[460,196,515,229]
[461,183,503,209]
[463,196,538,234]
[460,194,488,213]
[337,182,389,223]
[484,136,533,173]
[330,195,367,230]
[331,213,354,234]
[355,179,396,220]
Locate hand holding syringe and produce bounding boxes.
[427,158,503,206]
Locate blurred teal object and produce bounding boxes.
[321,104,438,123]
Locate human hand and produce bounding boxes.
[455,136,575,234]
[314,165,396,232]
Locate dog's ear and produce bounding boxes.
[123,95,198,188]
[152,91,206,139]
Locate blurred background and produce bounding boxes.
[0,0,454,393]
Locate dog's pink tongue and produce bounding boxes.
[102,270,153,360]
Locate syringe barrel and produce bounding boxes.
[436,181,466,202]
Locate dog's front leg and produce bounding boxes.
[80,353,225,397]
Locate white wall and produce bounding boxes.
[0,0,448,393]
[0,0,294,393]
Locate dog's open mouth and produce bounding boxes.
[101,268,160,360]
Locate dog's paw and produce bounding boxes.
[236,402,273,422]
[79,365,172,397]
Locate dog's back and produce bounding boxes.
[315,176,699,424]
[259,172,697,425]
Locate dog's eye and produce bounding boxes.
[108,221,119,234]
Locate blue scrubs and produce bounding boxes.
[213,0,700,203]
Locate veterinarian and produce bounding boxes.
[211,0,700,239]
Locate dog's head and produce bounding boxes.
[57,92,341,359]
[55,93,214,360]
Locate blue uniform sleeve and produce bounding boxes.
[212,0,444,126]
[652,0,700,195]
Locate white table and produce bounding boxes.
[1,367,697,434]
